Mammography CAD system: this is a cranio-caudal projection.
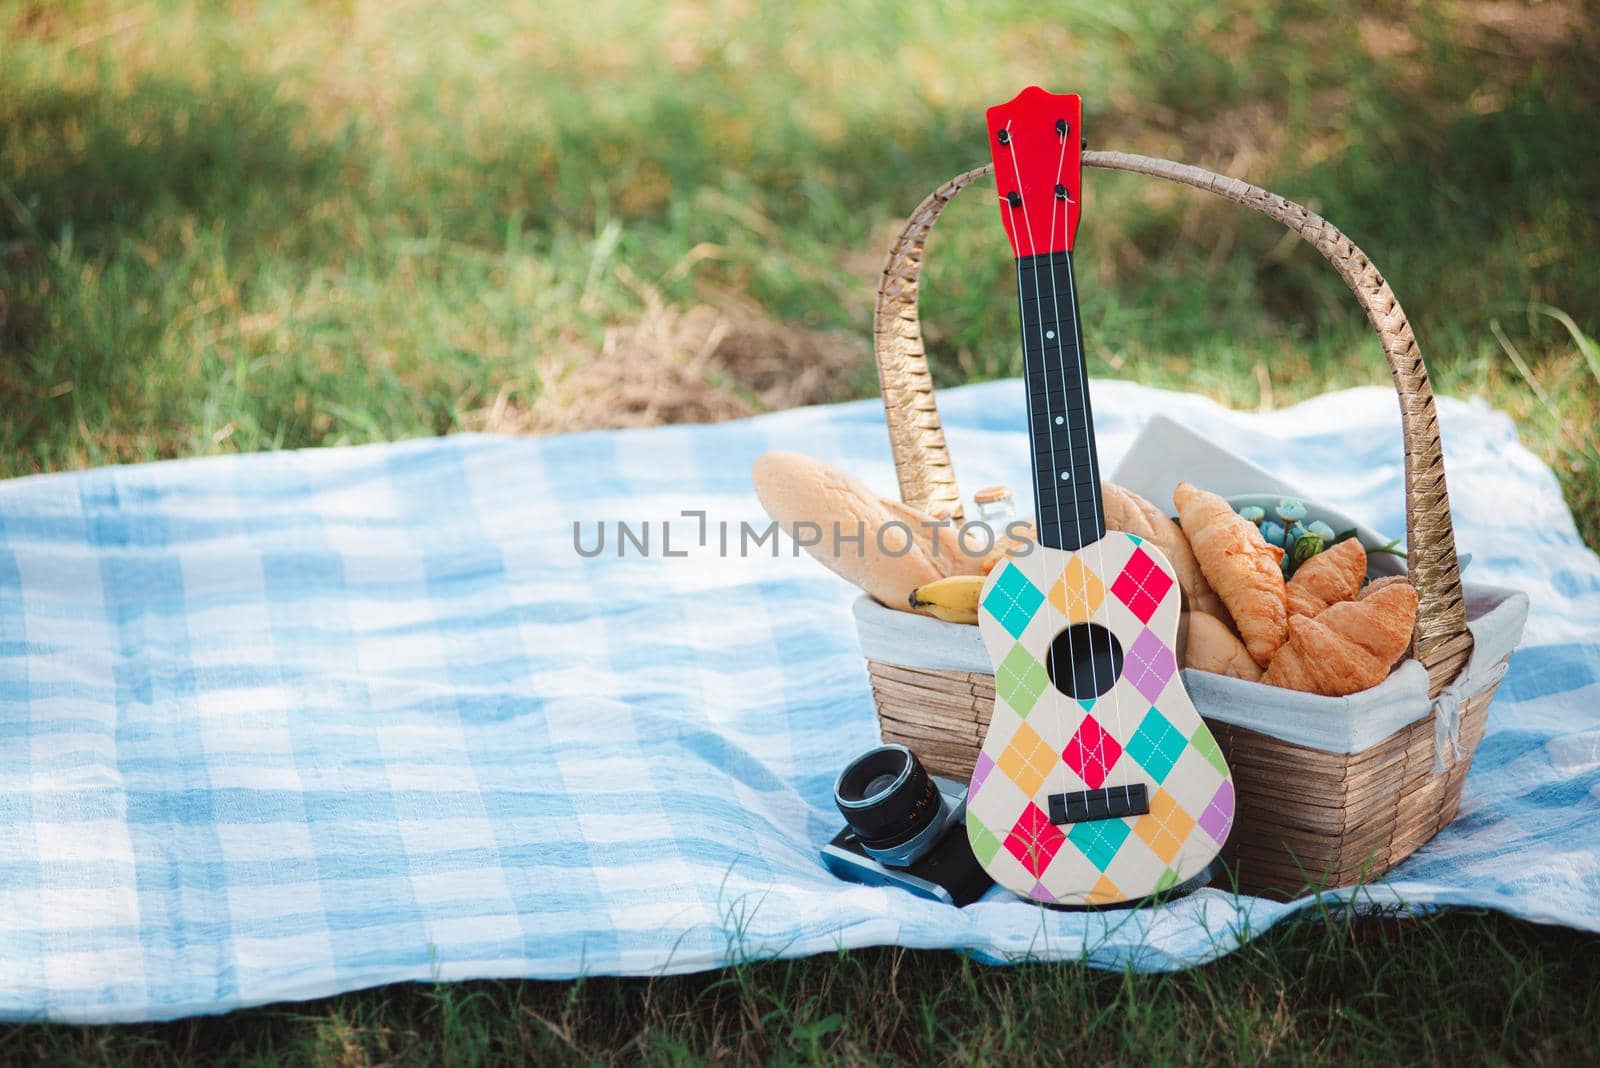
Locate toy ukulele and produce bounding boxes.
[964,88,1235,905]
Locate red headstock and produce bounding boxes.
[986,87,1083,258]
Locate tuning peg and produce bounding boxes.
[997,129,1011,145]
[1055,184,1070,200]
[1005,191,1022,208]
[1056,119,1069,137]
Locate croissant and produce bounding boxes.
[1286,537,1367,618]
[1102,482,1227,621]
[1182,610,1263,681]
[1359,574,1410,600]
[1263,580,1419,696]
[1173,482,1288,668]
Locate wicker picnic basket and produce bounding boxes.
[866,151,1500,897]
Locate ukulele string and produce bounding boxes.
[1021,131,1090,834]
[1048,129,1133,819]
[1002,121,1070,882]
[1035,122,1119,828]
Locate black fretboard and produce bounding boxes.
[1015,250,1104,552]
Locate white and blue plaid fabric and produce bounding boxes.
[2,380,1597,1022]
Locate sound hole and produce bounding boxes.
[1046,623,1124,700]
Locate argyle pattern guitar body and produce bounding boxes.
[964,86,1234,905]
[966,534,1234,904]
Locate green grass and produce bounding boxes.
[3,1,1596,526]
[6,911,1599,1065]
[3,0,1599,1061]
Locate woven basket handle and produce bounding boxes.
[872,151,1473,695]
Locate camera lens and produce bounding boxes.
[833,745,948,868]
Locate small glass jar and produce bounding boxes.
[973,485,1015,524]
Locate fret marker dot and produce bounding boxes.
[1060,472,1071,481]
[1046,330,1056,339]
[1055,416,1064,425]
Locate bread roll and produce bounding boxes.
[752,451,943,609]
[1181,611,1263,681]
[980,521,1036,574]
[881,499,988,577]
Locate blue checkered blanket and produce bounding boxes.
[2,381,1597,1022]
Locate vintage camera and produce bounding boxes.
[820,744,992,907]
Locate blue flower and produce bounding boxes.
[1275,497,1308,522]
[1238,505,1266,524]
[1261,520,1286,547]
[1307,519,1336,542]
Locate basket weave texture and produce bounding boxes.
[867,152,1501,897]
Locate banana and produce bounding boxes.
[908,575,985,625]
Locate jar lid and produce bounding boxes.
[973,484,1013,505]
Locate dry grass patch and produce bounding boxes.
[468,277,864,435]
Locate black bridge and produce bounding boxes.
[1048,784,1149,825]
